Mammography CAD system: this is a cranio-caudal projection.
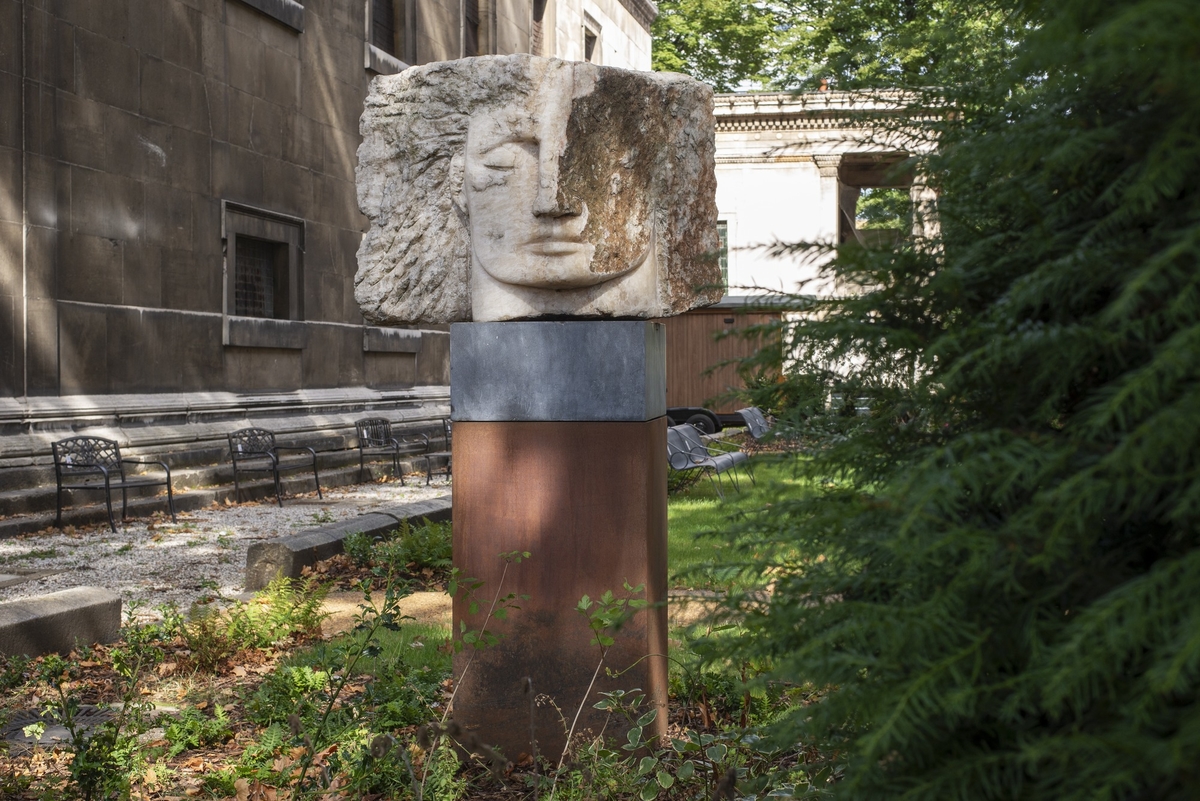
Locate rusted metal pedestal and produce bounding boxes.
[449,321,669,762]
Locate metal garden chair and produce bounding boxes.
[354,417,429,484]
[227,427,322,507]
[425,418,452,485]
[52,436,177,533]
[667,425,751,498]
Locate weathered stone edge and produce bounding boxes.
[0,586,122,657]
[244,495,452,591]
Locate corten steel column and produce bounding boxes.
[449,320,669,761]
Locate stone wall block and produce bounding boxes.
[211,141,265,202]
[225,26,265,96]
[0,0,20,76]
[141,56,211,133]
[25,8,74,92]
[58,302,110,394]
[70,166,144,241]
[262,157,312,215]
[58,232,124,305]
[0,146,19,223]
[24,225,57,301]
[55,92,108,170]
[0,289,17,397]
[0,71,19,150]
[25,297,59,395]
[74,28,140,112]
[120,242,165,308]
[262,44,300,108]
[162,1,205,72]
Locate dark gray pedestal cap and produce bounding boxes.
[450,321,666,421]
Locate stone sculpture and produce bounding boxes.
[355,54,721,323]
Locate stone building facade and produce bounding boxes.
[658,90,936,411]
[0,0,655,524]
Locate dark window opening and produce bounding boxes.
[584,28,597,61]
[235,236,289,319]
[464,0,480,56]
[371,0,396,55]
[716,221,729,288]
[224,202,304,323]
[531,0,546,56]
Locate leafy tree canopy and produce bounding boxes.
[717,0,1200,798]
[651,0,776,91]
[652,0,1020,91]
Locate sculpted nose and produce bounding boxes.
[534,147,583,217]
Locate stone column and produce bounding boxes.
[448,320,669,761]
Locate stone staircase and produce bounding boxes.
[0,386,451,539]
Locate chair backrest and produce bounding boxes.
[442,419,452,449]
[53,436,124,476]
[666,427,695,470]
[356,417,393,448]
[228,427,276,457]
[674,424,711,458]
[737,407,771,439]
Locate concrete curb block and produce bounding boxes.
[244,495,453,591]
[0,586,122,657]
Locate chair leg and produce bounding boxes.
[359,450,366,483]
[426,456,433,485]
[104,488,117,533]
[55,484,64,529]
[395,452,405,486]
[121,486,129,521]
[312,459,323,499]
[233,471,242,504]
[166,480,177,522]
[273,469,284,507]
[708,470,725,499]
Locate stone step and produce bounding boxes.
[0,455,450,540]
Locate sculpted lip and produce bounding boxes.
[524,239,587,255]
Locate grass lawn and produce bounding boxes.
[668,454,809,588]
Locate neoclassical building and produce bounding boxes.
[658,90,936,411]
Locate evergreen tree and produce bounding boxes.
[722,0,1200,797]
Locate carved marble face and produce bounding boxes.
[355,55,722,324]
[462,60,654,291]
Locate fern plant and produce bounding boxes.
[720,1,1200,799]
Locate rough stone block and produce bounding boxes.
[0,587,122,657]
[356,54,721,324]
[245,496,453,590]
[451,321,666,421]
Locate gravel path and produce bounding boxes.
[0,478,451,619]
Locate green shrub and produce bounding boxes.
[163,706,233,757]
[344,518,452,574]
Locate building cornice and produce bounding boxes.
[713,90,931,133]
[617,0,657,32]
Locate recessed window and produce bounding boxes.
[716,220,729,288]
[234,237,288,319]
[223,202,304,322]
[531,0,547,56]
[463,0,480,56]
[366,0,414,72]
[584,28,598,62]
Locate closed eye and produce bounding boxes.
[478,141,535,170]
